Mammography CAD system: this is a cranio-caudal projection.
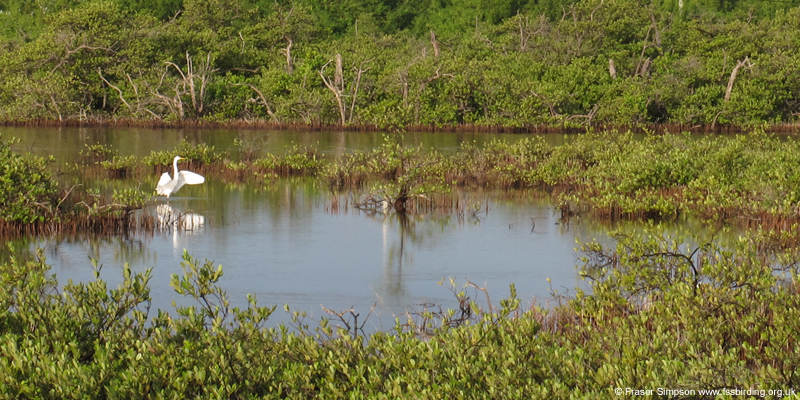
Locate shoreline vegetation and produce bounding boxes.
[63,130,800,221]
[2,223,800,396]
[5,129,800,234]
[5,118,800,134]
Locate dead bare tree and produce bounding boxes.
[97,68,164,120]
[531,91,560,119]
[97,68,133,115]
[320,304,375,338]
[639,57,652,77]
[164,52,218,116]
[126,74,161,120]
[320,54,374,124]
[348,59,373,123]
[564,104,599,125]
[634,26,653,77]
[725,56,754,102]
[149,68,186,120]
[397,56,422,108]
[608,59,617,79]
[649,8,662,48]
[281,37,294,74]
[430,30,440,58]
[52,43,114,73]
[50,94,62,121]
[320,54,346,124]
[398,72,410,108]
[590,0,604,21]
[516,13,547,52]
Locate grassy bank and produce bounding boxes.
[1,226,799,397]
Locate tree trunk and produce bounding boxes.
[430,30,440,58]
[283,38,294,75]
[725,57,750,102]
[608,59,617,79]
[320,55,347,124]
[334,53,343,89]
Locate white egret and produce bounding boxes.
[156,156,205,199]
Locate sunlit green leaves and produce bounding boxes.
[3,226,800,397]
[0,137,58,223]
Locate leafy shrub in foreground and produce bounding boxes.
[3,226,800,397]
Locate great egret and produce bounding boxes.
[156,156,205,199]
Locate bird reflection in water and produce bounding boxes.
[155,203,205,231]
[154,203,206,251]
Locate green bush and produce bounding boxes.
[143,140,227,167]
[99,155,138,178]
[252,145,326,177]
[3,227,800,397]
[0,137,58,223]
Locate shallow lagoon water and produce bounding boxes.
[2,127,603,328]
[19,180,593,328]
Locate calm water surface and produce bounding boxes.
[1,127,611,328]
[3,126,576,162]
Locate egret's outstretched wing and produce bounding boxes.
[157,172,172,187]
[180,170,205,185]
[156,172,173,195]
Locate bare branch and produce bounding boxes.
[348,58,374,123]
[97,68,133,114]
[320,57,346,124]
[232,83,279,123]
[725,56,753,102]
[590,0,604,21]
[430,30,440,58]
[280,37,294,74]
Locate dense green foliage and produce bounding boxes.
[0,138,151,224]
[2,226,800,397]
[0,137,58,222]
[2,0,800,126]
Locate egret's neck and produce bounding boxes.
[173,158,180,176]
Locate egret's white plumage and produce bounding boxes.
[156,156,205,199]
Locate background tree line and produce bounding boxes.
[1,0,800,127]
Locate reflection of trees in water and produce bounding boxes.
[232,177,321,230]
[0,238,36,262]
[373,211,453,298]
[85,235,152,267]
[382,212,411,297]
[24,234,156,272]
